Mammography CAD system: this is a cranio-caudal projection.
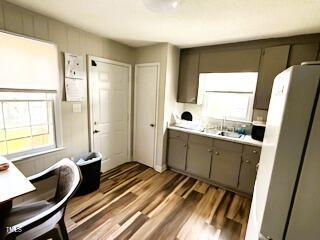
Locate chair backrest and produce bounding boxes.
[6,158,82,239]
[54,159,82,202]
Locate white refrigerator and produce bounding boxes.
[246,63,320,240]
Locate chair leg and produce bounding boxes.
[57,220,69,240]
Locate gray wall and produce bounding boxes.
[0,0,136,202]
[0,0,183,203]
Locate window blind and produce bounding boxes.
[0,31,59,91]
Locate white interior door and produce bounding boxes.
[134,63,159,168]
[90,57,131,172]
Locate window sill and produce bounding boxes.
[9,147,66,162]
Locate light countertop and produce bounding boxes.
[168,125,263,147]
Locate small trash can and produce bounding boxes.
[72,152,102,196]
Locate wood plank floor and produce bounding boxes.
[65,162,251,240]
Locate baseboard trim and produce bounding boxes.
[101,158,129,172]
[154,164,167,173]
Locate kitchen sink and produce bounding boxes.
[204,129,221,135]
[219,131,243,138]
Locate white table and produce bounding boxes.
[0,156,36,203]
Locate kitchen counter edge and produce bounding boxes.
[167,126,263,147]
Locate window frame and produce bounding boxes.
[0,90,63,160]
[202,90,255,122]
[197,72,258,122]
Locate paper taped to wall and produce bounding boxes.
[65,78,85,102]
[64,52,84,79]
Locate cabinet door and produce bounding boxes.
[186,135,213,178]
[288,43,319,66]
[199,48,261,73]
[177,53,199,103]
[238,157,259,194]
[167,137,187,171]
[239,145,261,194]
[210,140,242,188]
[254,45,290,110]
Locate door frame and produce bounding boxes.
[133,63,160,168]
[87,55,132,162]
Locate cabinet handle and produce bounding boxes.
[215,152,220,155]
[208,149,213,153]
[183,144,187,147]
[245,160,251,164]
[252,150,258,154]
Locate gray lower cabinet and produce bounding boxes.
[238,145,261,194]
[166,130,261,195]
[186,135,213,178]
[238,157,259,194]
[210,140,243,189]
[167,131,188,171]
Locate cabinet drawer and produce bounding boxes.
[243,145,261,159]
[189,134,213,146]
[168,130,188,141]
[214,139,242,153]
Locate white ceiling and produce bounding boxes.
[8,0,320,48]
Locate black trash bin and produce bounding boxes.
[72,152,102,196]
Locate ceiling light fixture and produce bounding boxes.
[143,0,181,13]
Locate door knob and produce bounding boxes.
[150,124,155,127]
[93,130,100,134]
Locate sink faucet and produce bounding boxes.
[220,116,226,131]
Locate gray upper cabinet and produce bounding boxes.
[186,134,213,178]
[177,53,200,103]
[254,45,290,110]
[167,130,188,171]
[288,43,319,66]
[210,140,242,188]
[3,4,23,34]
[0,2,4,29]
[238,145,261,194]
[199,48,262,73]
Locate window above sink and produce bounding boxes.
[197,72,258,122]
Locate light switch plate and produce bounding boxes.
[72,103,82,113]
